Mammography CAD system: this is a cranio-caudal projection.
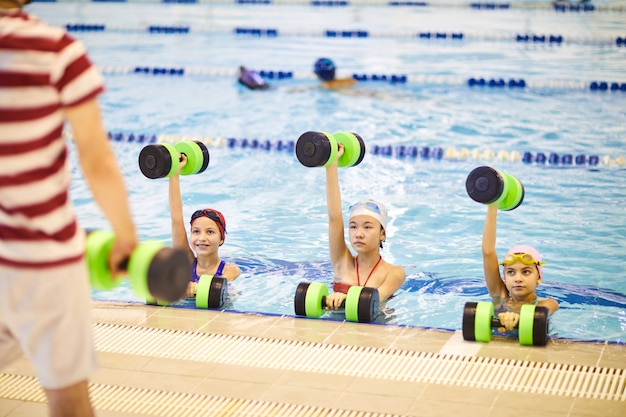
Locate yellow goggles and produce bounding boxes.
[500,253,546,266]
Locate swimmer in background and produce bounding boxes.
[238,66,270,90]
[314,57,358,90]
[324,143,406,310]
[169,155,240,298]
[482,204,559,331]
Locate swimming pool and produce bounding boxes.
[33,1,625,343]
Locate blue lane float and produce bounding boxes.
[148,26,190,34]
[62,22,621,47]
[235,27,279,36]
[101,66,625,93]
[469,3,510,10]
[65,23,105,31]
[99,132,626,168]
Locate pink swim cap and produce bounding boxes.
[505,245,544,279]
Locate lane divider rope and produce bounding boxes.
[42,0,626,13]
[65,24,626,47]
[67,131,626,168]
[97,66,626,92]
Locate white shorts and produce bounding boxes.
[0,260,98,389]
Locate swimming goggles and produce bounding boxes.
[349,200,381,213]
[500,253,546,266]
[190,209,226,234]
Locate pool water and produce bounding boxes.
[31,2,626,343]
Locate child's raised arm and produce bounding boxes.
[325,144,352,275]
[482,204,506,298]
[168,155,194,261]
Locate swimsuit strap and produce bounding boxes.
[192,259,227,282]
[215,260,226,277]
[355,255,382,287]
[190,258,200,283]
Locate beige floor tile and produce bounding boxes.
[91,366,136,386]
[197,313,283,337]
[0,399,21,417]
[346,376,426,398]
[208,363,285,384]
[526,339,605,367]
[123,370,203,393]
[391,327,454,353]
[260,322,336,344]
[277,370,354,391]
[407,398,493,417]
[487,405,570,417]
[140,357,216,378]
[262,384,339,409]
[493,391,575,413]
[570,397,626,417]
[92,302,156,326]
[338,390,416,415]
[325,322,406,349]
[419,384,498,406]
[4,402,47,417]
[192,378,272,400]
[97,352,152,372]
[598,343,626,369]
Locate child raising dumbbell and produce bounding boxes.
[482,203,559,331]
[169,154,241,298]
[324,143,406,310]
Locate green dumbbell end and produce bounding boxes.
[295,131,338,167]
[305,282,328,318]
[138,143,179,179]
[175,141,207,176]
[196,274,227,309]
[518,304,549,346]
[345,286,380,323]
[474,301,494,343]
[465,166,505,205]
[127,241,166,299]
[498,172,525,211]
[334,132,366,168]
[146,296,171,307]
[85,230,118,290]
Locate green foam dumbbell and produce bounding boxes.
[86,230,189,303]
[293,282,380,323]
[465,166,525,211]
[195,274,228,309]
[461,301,549,346]
[138,140,210,179]
[295,131,365,168]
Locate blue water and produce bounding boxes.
[31,2,626,343]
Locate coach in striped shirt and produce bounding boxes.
[1,2,138,416]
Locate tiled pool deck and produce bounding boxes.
[1,301,624,416]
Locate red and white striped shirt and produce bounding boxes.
[0,10,104,268]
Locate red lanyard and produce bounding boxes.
[355,255,382,287]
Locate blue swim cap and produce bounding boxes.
[314,58,336,81]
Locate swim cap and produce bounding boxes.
[190,208,227,241]
[506,245,543,279]
[349,199,388,231]
[314,58,336,81]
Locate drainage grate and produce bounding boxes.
[93,323,626,401]
[0,373,403,417]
